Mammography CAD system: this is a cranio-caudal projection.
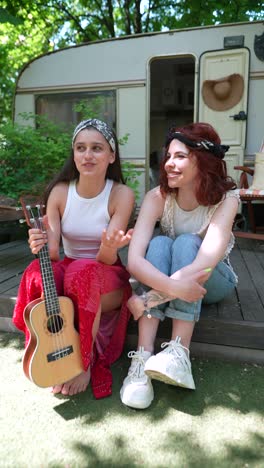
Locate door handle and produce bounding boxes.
[229,111,247,121]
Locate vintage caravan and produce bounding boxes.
[14,21,264,203]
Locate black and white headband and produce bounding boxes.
[72,118,116,152]
[166,132,229,159]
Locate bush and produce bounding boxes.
[0,113,141,202]
[0,114,72,200]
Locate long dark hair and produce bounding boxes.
[159,122,236,206]
[43,127,125,209]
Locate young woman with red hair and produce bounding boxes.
[120,122,239,409]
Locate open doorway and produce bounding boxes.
[149,55,195,189]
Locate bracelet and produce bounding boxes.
[140,291,152,319]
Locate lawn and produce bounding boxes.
[1,331,264,468]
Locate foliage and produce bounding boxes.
[73,97,106,122]
[0,6,23,24]
[0,2,62,120]
[0,115,71,200]
[0,1,263,121]
[121,160,141,201]
[0,113,141,202]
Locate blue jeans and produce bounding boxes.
[143,234,237,322]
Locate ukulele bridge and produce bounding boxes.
[47,345,74,362]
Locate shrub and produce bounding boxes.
[0,113,141,203]
[0,114,71,200]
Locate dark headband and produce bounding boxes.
[166,132,229,159]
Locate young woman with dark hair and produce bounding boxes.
[13,119,135,399]
[120,122,239,409]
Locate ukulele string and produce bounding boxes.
[36,204,64,354]
[32,204,64,357]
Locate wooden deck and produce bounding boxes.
[1,237,264,364]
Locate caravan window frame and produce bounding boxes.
[35,89,117,130]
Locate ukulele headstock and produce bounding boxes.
[20,196,46,231]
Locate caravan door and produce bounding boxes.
[198,48,250,183]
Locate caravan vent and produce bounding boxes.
[224,36,244,48]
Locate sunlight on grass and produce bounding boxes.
[1,335,264,467]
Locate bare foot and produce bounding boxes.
[60,368,91,396]
[51,368,90,396]
[127,294,145,320]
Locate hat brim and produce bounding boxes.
[202,73,244,111]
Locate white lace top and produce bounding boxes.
[160,190,240,259]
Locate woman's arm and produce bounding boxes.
[170,195,239,280]
[127,188,205,300]
[96,184,135,265]
[28,184,65,261]
[128,267,211,320]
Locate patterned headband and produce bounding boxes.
[166,132,229,159]
[72,118,116,152]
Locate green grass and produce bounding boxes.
[1,332,264,468]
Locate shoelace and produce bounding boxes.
[127,349,147,379]
[160,337,191,372]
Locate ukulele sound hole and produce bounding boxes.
[47,315,64,334]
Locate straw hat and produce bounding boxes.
[202,73,244,111]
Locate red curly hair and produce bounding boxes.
[159,122,236,206]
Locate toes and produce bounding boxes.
[61,383,71,395]
[52,384,63,394]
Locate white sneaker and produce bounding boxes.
[144,337,195,390]
[120,347,154,409]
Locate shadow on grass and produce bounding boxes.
[0,331,24,350]
[159,431,264,468]
[66,430,264,468]
[71,438,140,467]
[53,352,264,427]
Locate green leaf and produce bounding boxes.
[0,7,23,25]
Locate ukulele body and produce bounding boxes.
[23,295,83,387]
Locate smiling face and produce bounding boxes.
[73,128,115,178]
[164,139,198,189]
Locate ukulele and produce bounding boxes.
[20,199,83,388]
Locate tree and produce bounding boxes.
[0,0,263,120]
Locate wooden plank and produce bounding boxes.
[230,246,264,321]
[253,242,264,269]
[234,231,264,241]
[200,303,218,319]
[0,245,32,265]
[127,316,264,350]
[125,335,264,364]
[0,317,22,333]
[0,296,17,318]
[217,289,243,321]
[238,247,264,310]
[193,318,264,349]
[0,255,33,284]
[0,240,25,252]
[0,273,24,295]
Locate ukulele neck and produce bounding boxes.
[38,244,60,316]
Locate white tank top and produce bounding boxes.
[61,179,113,259]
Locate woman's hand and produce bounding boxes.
[101,228,133,251]
[169,270,209,302]
[28,215,49,255]
[127,293,145,321]
[127,269,210,321]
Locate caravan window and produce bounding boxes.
[36,90,116,129]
